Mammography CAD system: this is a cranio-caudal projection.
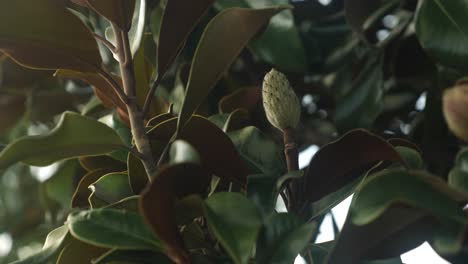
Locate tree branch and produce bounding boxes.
[112,23,157,182]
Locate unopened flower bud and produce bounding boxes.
[262,69,300,131]
[443,83,468,141]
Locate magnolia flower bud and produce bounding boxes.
[443,83,468,141]
[262,69,301,131]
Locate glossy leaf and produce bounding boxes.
[68,208,162,251]
[92,249,172,264]
[178,6,288,131]
[72,169,114,208]
[256,213,316,264]
[449,148,468,196]
[204,192,262,264]
[89,172,133,205]
[45,160,79,207]
[329,169,468,262]
[216,0,307,72]
[0,112,126,170]
[334,54,383,131]
[79,155,127,172]
[229,126,285,175]
[169,140,201,165]
[11,226,69,264]
[298,129,404,217]
[127,152,148,194]
[56,70,127,112]
[416,0,468,69]
[157,0,215,78]
[247,174,278,218]
[86,0,135,31]
[57,240,107,264]
[219,86,261,114]
[351,169,467,226]
[0,0,101,72]
[140,163,210,264]
[147,116,250,184]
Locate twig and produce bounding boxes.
[283,127,299,214]
[93,33,117,53]
[112,23,157,182]
[97,68,129,105]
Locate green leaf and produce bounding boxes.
[157,0,215,78]
[351,169,467,226]
[298,129,404,219]
[216,0,307,72]
[329,169,468,262]
[93,249,172,264]
[334,54,384,131]
[415,0,468,69]
[219,86,262,114]
[56,239,107,264]
[67,208,162,251]
[86,0,135,31]
[89,172,133,205]
[448,148,468,195]
[0,112,126,170]
[229,126,286,175]
[72,169,113,208]
[140,164,211,263]
[11,226,69,264]
[395,146,424,170]
[55,70,126,112]
[45,160,79,207]
[247,174,278,218]
[0,0,101,72]
[204,192,262,264]
[256,213,316,264]
[177,6,289,131]
[127,152,148,195]
[169,140,201,165]
[147,116,250,185]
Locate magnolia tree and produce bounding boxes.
[0,0,467,263]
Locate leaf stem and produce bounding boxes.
[93,33,117,53]
[283,127,299,214]
[112,23,157,182]
[97,68,129,105]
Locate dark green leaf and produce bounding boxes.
[334,54,384,131]
[127,152,148,194]
[416,0,468,69]
[0,0,101,72]
[157,0,215,78]
[72,168,117,208]
[216,0,307,72]
[11,226,69,264]
[0,112,126,170]
[298,129,404,219]
[86,0,135,31]
[89,172,133,205]
[140,163,210,263]
[148,116,250,184]
[56,239,107,264]
[67,208,162,251]
[45,160,79,207]
[92,249,172,264]
[256,213,315,264]
[204,192,262,264]
[229,126,285,175]
[177,6,289,131]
